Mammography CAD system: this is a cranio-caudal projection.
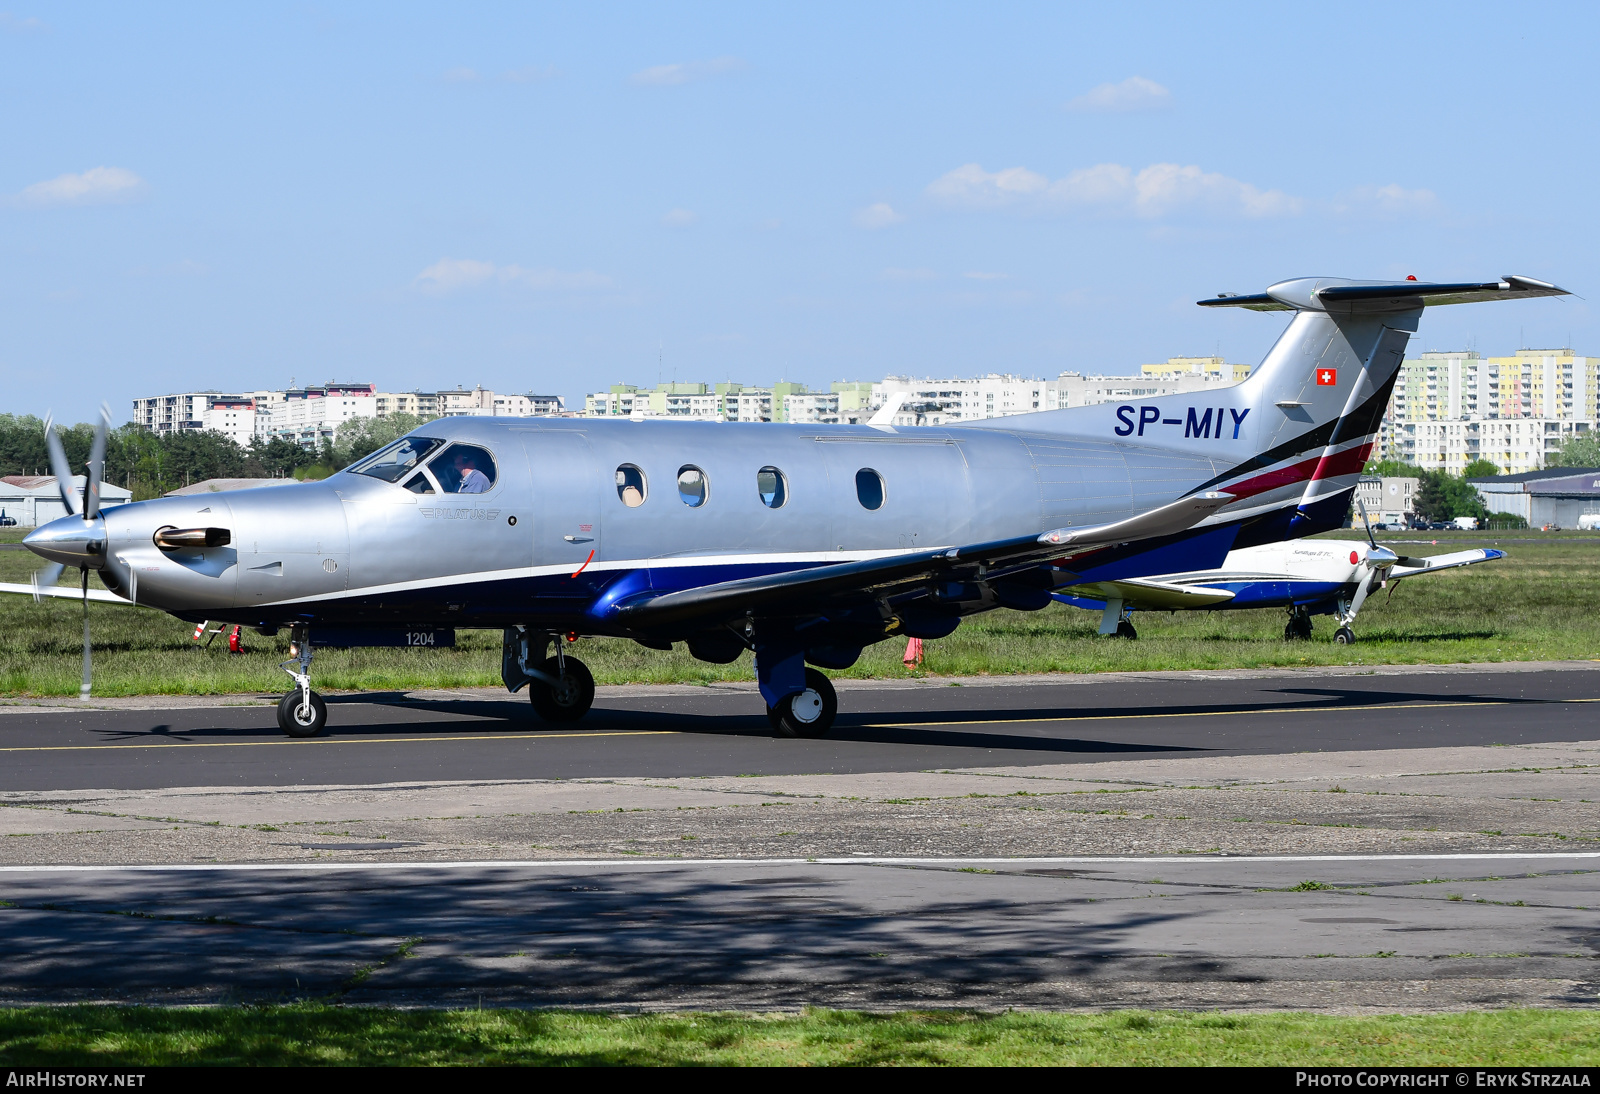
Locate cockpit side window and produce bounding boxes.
[348,437,445,483]
[427,444,498,494]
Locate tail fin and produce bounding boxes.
[1198,275,1567,537]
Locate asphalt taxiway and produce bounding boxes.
[0,661,1597,790]
[0,662,1594,1010]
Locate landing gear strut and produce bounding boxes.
[277,623,326,737]
[1099,598,1137,640]
[1284,607,1313,641]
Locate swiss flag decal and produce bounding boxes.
[1316,368,1338,386]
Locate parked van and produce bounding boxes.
[1578,513,1600,531]
[1451,516,1479,531]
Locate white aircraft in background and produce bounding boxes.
[1053,519,1504,643]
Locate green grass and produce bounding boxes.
[0,1006,1593,1066]
[3,528,1598,697]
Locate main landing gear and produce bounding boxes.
[766,668,837,739]
[277,624,327,737]
[506,627,596,723]
[1284,607,1314,641]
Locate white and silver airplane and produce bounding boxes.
[1054,529,1504,643]
[10,274,1566,737]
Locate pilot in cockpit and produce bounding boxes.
[454,450,491,494]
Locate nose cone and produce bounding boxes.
[24,515,106,570]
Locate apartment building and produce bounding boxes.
[1378,348,1600,473]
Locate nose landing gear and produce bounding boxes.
[277,624,326,737]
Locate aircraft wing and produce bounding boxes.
[1388,548,1505,580]
[613,491,1233,630]
[1055,578,1236,610]
[0,582,134,604]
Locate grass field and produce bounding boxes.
[0,1006,1594,1066]
[2,528,1597,698]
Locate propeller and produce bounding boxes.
[33,406,111,699]
[1347,496,1400,623]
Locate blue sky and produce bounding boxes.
[3,2,1596,423]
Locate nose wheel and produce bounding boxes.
[768,668,837,739]
[277,689,327,737]
[276,624,327,737]
[1334,626,1356,645]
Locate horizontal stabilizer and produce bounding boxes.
[1199,275,1568,313]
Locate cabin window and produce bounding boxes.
[677,465,708,507]
[616,464,647,507]
[757,466,786,508]
[427,444,497,494]
[855,468,885,510]
[348,436,444,483]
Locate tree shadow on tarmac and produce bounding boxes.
[0,866,1233,1007]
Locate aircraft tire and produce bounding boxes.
[528,656,595,722]
[1334,626,1356,645]
[277,689,327,738]
[1116,620,1138,640]
[769,668,837,739]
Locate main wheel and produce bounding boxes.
[1285,617,1312,640]
[1334,626,1356,645]
[768,668,837,739]
[277,689,327,738]
[1115,619,1138,640]
[528,655,596,722]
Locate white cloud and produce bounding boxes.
[631,56,745,86]
[854,202,905,229]
[414,258,609,294]
[662,208,698,227]
[501,265,610,290]
[17,166,145,207]
[927,161,1301,219]
[963,271,1009,281]
[0,12,47,33]
[503,65,558,84]
[415,258,497,293]
[1065,76,1171,113]
[879,267,937,281]
[1333,183,1439,218]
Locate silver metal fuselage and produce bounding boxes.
[80,415,1228,633]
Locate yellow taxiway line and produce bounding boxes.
[0,730,679,754]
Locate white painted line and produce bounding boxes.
[0,852,1594,874]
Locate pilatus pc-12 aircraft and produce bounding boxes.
[16,274,1567,738]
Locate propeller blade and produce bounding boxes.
[82,403,110,521]
[80,568,92,701]
[41,414,79,517]
[30,562,65,604]
[1355,496,1378,551]
[1346,566,1379,623]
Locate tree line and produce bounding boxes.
[0,413,436,501]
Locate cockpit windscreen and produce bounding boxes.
[347,437,445,483]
